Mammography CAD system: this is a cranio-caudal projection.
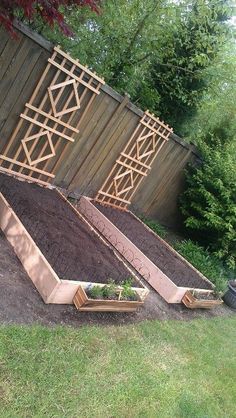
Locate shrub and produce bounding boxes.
[139,216,167,238]
[174,240,231,292]
[180,141,236,270]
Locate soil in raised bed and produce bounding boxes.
[0,173,139,286]
[93,202,213,290]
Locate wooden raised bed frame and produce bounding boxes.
[78,196,215,304]
[182,290,223,309]
[0,190,148,306]
[74,285,144,312]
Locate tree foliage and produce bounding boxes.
[151,0,231,130]
[180,137,236,270]
[179,39,236,271]
[0,0,100,37]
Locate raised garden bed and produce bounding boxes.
[78,197,215,303]
[0,173,147,309]
[182,290,223,309]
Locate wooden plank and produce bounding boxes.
[48,58,101,94]
[20,114,75,142]
[67,95,129,191]
[0,192,60,303]
[0,35,23,81]
[121,152,151,169]
[98,191,131,204]
[25,104,80,133]
[0,167,50,186]
[82,112,139,196]
[0,26,10,56]
[0,43,42,142]
[54,91,110,185]
[49,90,96,179]
[0,36,31,108]
[22,57,70,175]
[0,50,49,151]
[13,21,54,52]
[1,50,57,157]
[116,160,148,176]
[0,155,55,178]
[54,46,105,85]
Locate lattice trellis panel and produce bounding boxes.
[0,46,104,186]
[96,111,173,210]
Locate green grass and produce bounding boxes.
[0,318,236,418]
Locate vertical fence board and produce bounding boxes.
[0,23,200,226]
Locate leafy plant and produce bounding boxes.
[102,279,117,299]
[180,139,236,270]
[174,240,232,292]
[121,278,137,301]
[38,0,232,135]
[88,285,103,300]
[0,0,100,37]
[140,216,167,238]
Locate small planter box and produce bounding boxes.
[182,290,223,309]
[74,285,144,312]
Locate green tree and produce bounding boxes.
[151,0,232,132]
[180,136,236,270]
[39,0,232,134]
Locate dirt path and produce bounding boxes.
[0,231,233,326]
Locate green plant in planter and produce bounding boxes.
[88,285,103,300]
[121,278,137,301]
[103,279,117,300]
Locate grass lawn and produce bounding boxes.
[0,317,236,418]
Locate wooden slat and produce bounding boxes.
[0,155,55,178]
[121,152,151,169]
[0,166,50,186]
[25,104,79,133]
[48,58,101,94]
[116,160,148,176]
[54,46,105,85]
[20,114,75,142]
[98,191,131,204]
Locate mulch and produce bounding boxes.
[94,202,213,289]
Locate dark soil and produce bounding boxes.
[94,202,213,290]
[0,173,138,286]
[0,230,233,326]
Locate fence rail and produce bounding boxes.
[0,21,200,226]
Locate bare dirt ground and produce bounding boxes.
[0,232,233,327]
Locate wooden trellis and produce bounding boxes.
[0,46,104,186]
[96,111,173,210]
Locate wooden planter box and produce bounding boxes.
[0,189,148,307]
[78,197,215,304]
[182,290,223,309]
[74,285,144,312]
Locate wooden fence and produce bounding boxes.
[0,22,200,227]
